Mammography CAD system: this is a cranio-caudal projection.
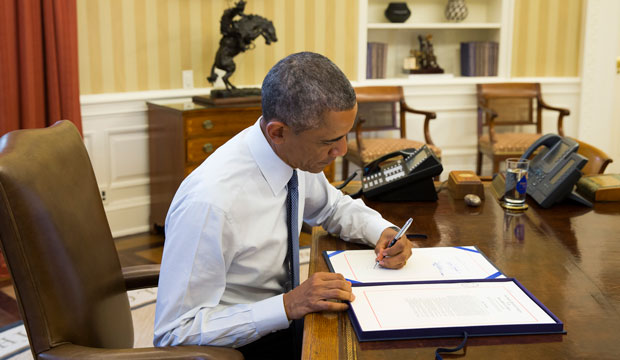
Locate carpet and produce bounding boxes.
[0,288,158,360]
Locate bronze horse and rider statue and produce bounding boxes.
[207,0,277,92]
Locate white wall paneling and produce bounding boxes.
[81,88,210,237]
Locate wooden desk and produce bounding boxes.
[303,185,620,359]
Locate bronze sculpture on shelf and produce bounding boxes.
[206,0,277,97]
[411,34,444,74]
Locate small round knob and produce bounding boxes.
[202,143,213,153]
[202,120,214,130]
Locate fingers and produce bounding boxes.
[283,272,355,320]
[378,236,413,269]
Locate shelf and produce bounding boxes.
[356,76,506,87]
[359,0,512,82]
[368,23,502,30]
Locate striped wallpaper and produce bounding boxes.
[77,0,583,95]
[511,0,583,77]
[77,0,359,95]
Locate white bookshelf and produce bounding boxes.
[358,0,514,84]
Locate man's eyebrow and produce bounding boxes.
[323,134,346,143]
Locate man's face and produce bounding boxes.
[280,105,357,173]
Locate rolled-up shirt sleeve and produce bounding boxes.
[302,173,394,247]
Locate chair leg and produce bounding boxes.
[341,158,349,180]
[476,151,483,175]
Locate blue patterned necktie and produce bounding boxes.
[286,170,300,290]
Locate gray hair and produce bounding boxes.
[261,52,356,133]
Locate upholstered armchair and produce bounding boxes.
[342,86,441,178]
[476,82,570,175]
[0,121,242,360]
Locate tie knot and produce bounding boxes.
[288,170,298,191]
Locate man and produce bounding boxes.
[154,52,413,359]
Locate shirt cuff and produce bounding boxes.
[365,218,396,247]
[250,294,291,337]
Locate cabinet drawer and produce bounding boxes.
[184,163,199,178]
[185,110,258,138]
[186,136,229,163]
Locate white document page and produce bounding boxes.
[351,281,557,331]
[326,247,504,283]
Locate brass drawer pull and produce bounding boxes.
[202,143,214,153]
[202,120,214,130]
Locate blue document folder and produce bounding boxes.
[346,278,565,342]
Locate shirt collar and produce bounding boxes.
[247,117,294,196]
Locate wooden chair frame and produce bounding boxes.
[342,86,437,178]
[476,82,570,175]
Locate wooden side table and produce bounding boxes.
[147,100,337,232]
[147,101,262,230]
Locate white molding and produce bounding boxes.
[357,0,368,82]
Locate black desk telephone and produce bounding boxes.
[519,134,591,208]
[361,145,443,201]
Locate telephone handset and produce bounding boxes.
[361,145,443,201]
[520,134,591,208]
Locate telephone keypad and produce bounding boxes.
[362,160,406,191]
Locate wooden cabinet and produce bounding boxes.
[147,100,337,230]
[147,101,262,230]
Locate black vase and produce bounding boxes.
[385,2,411,23]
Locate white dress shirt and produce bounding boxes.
[153,120,394,348]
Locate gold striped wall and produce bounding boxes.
[77,0,584,95]
[77,0,359,95]
[511,0,583,77]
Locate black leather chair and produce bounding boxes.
[0,121,242,359]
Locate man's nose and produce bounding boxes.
[330,137,347,157]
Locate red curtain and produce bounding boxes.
[0,0,82,136]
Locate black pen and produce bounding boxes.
[375,217,413,268]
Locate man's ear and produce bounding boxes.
[265,120,288,145]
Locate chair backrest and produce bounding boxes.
[476,83,542,136]
[0,121,133,356]
[354,86,406,138]
[571,137,614,175]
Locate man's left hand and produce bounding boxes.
[374,227,413,269]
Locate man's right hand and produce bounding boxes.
[282,272,355,320]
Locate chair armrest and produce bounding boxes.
[402,103,437,145]
[478,105,498,143]
[539,99,569,137]
[539,99,570,116]
[402,103,437,119]
[39,343,243,360]
[354,118,366,152]
[122,264,160,290]
[478,105,498,119]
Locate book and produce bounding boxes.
[366,42,388,79]
[460,41,499,76]
[576,174,620,202]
